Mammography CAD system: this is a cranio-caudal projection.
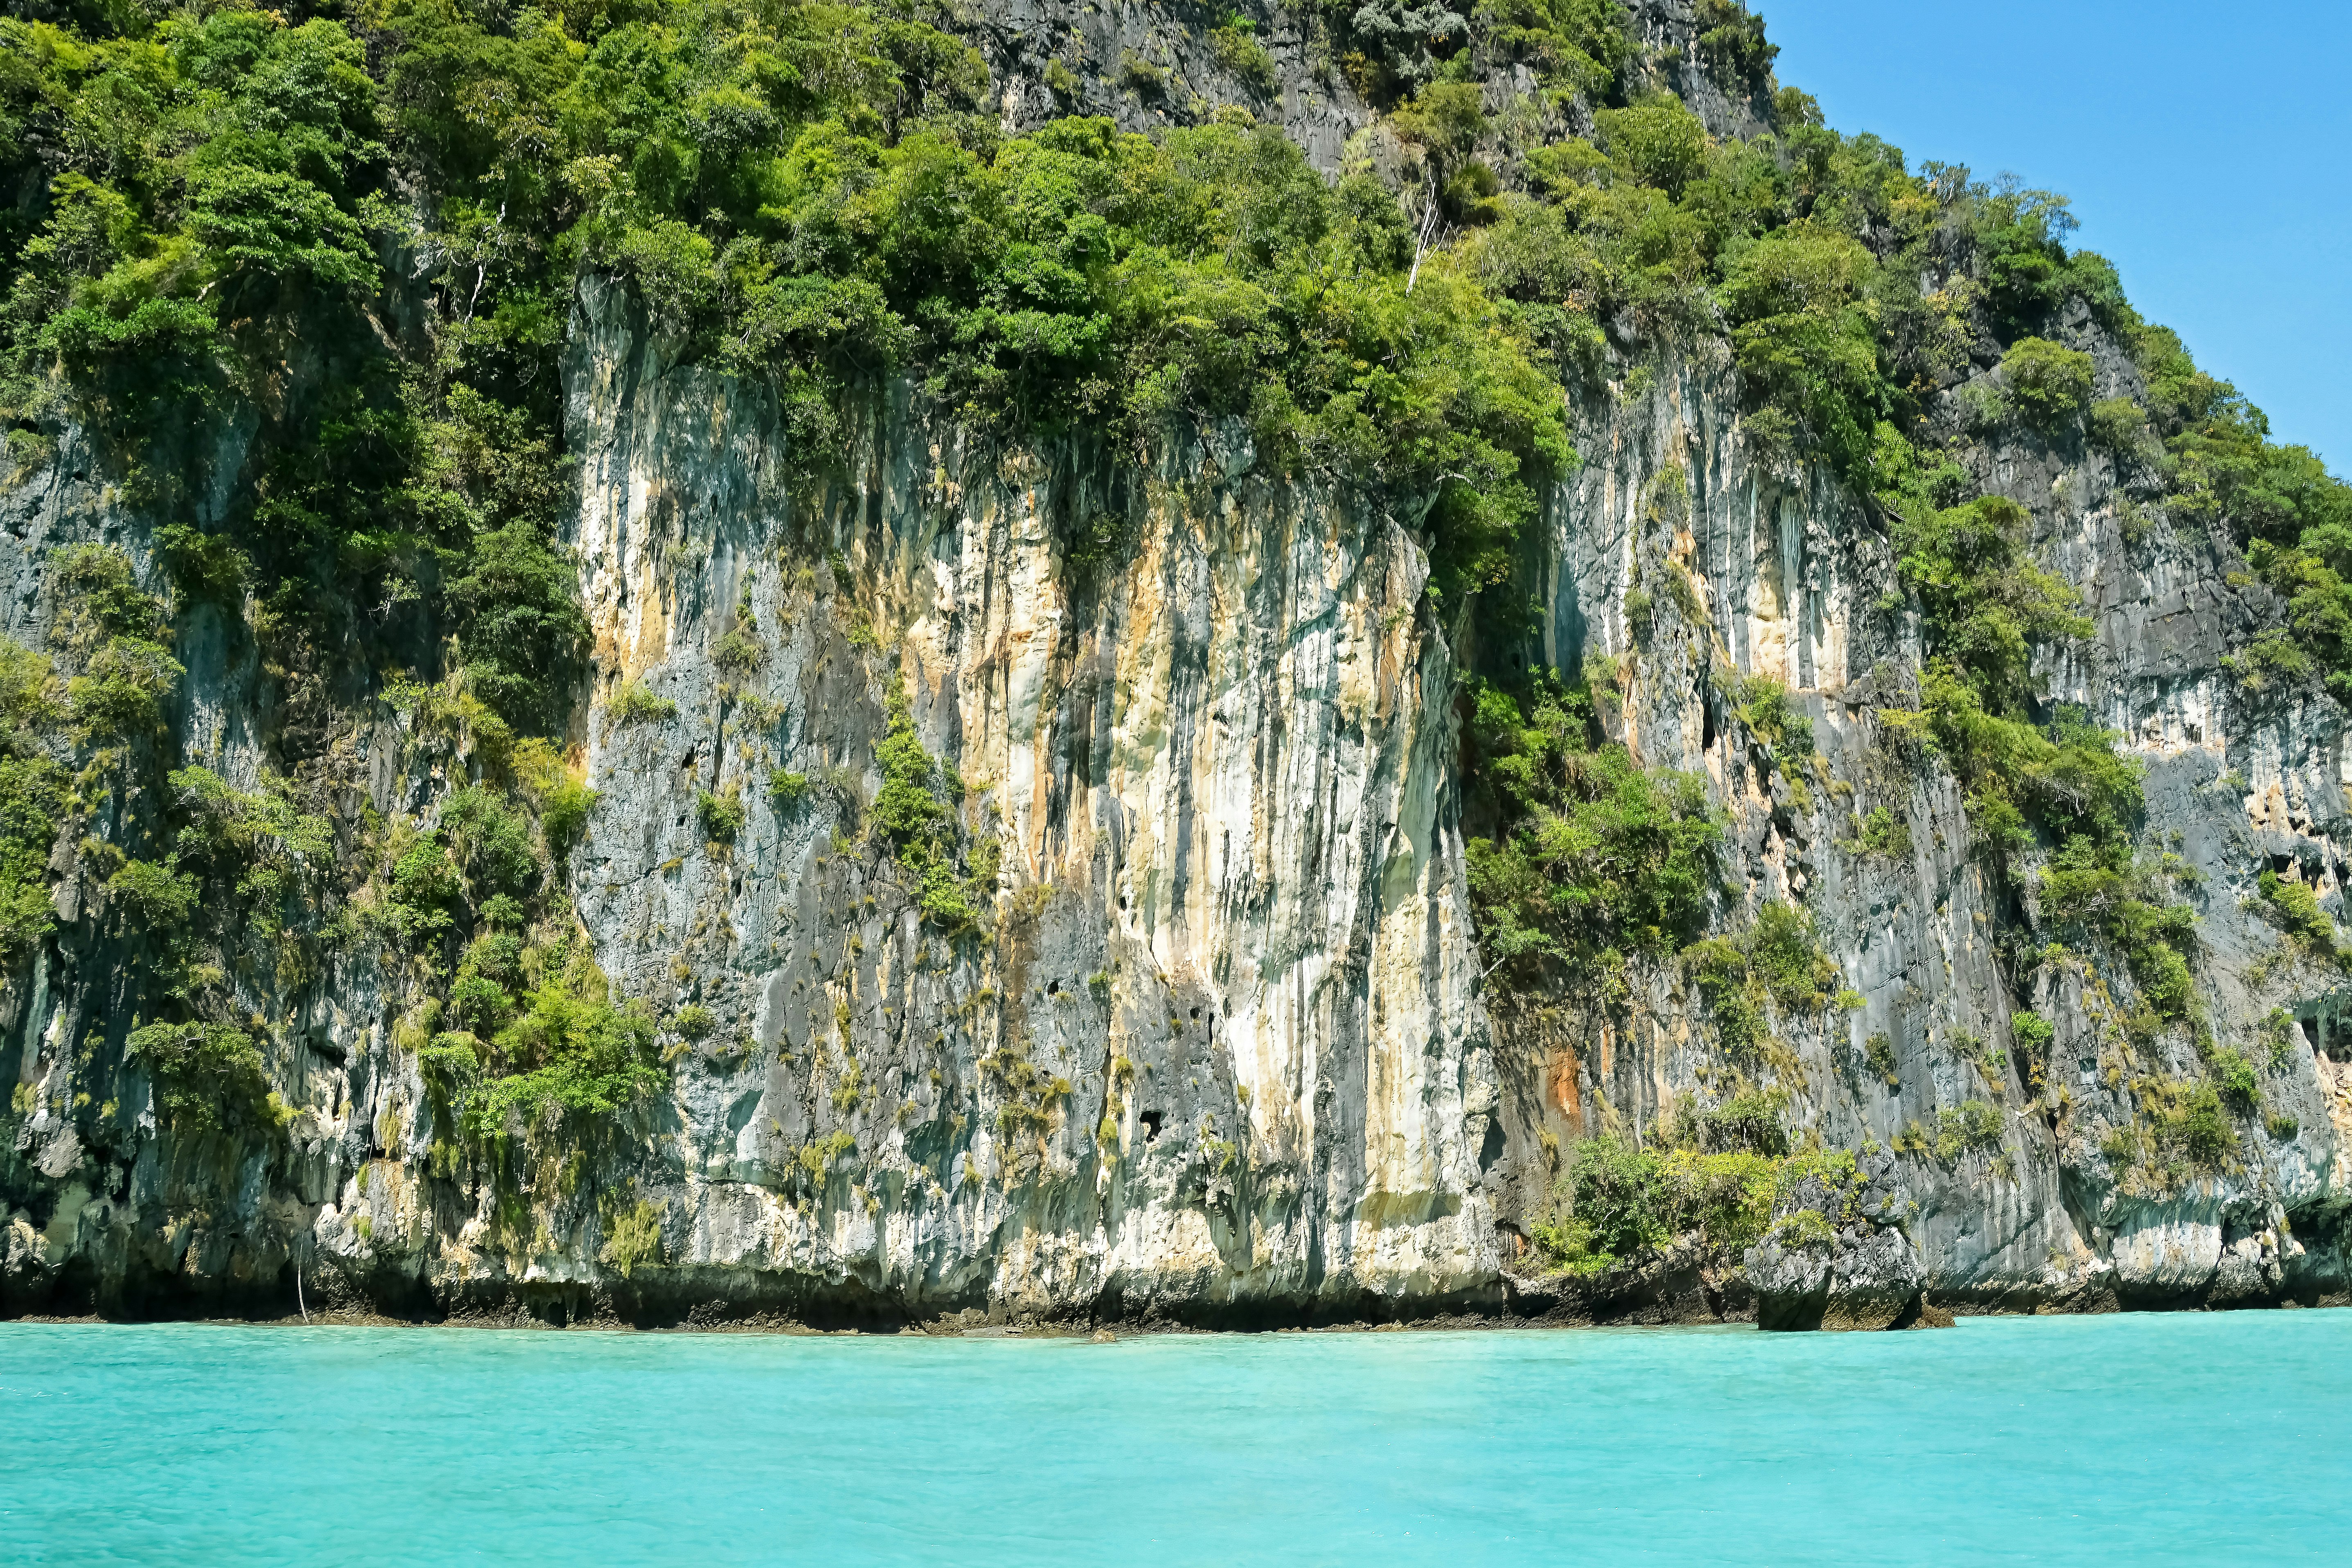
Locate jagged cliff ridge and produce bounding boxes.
[2,0,2347,1327]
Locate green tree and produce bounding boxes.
[2000,335,2094,429]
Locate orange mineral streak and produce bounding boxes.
[1547,1050,1580,1118]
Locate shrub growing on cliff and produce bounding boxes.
[1463,671,1721,988]
[2038,835,2198,1022]
[449,520,590,734]
[1696,0,1778,84]
[1928,1100,2003,1161]
[126,1018,280,1135]
[1209,18,1278,93]
[1893,496,2090,714]
[874,683,992,930]
[107,857,198,928]
[2210,1046,2259,1113]
[1530,1133,1818,1274]
[1719,670,1813,758]
[1877,477,2201,1025]
[388,834,464,948]
[458,945,661,1138]
[2122,1076,2237,1189]
[1718,224,1885,477]
[517,740,596,864]
[373,766,662,1138]
[1840,804,1910,862]
[609,683,677,728]
[0,640,65,967]
[52,545,183,746]
[2255,870,2342,968]
[1477,0,1630,97]
[2117,322,2352,702]
[1683,902,1838,1053]
[598,1190,665,1279]
[1696,1088,1791,1156]
[2000,336,2094,429]
[1532,1138,1671,1271]
[696,786,744,845]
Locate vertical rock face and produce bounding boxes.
[2,2,2347,1328]
[1486,335,2351,1317]
[7,275,2340,1324]
[514,282,1498,1320]
[2,279,1508,1323]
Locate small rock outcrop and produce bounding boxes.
[1743,1156,1927,1331]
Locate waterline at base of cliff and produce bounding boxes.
[6,1311,2347,1565]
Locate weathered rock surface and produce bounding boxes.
[4,2,2350,1329]
[1742,1154,1924,1331]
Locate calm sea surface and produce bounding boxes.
[2,1309,2346,1564]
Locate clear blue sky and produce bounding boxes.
[1763,0,2352,470]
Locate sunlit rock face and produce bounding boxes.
[3,0,2347,1329]
[510,279,1501,1322]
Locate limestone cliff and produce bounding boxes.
[1491,332,2352,1316]
[2,0,2347,1327]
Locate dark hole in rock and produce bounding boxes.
[1190,1007,1200,1020]
[1049,980,1061,996]
[682,746,698,770]
[1119,895,1128,909]
[1140,1111,1164,1140]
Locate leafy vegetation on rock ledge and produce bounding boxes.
[1464,670,1720,990]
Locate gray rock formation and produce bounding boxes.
[3,0,2348,1329]
[1464,317,2352,1325]
[1742,1152,1925,1331]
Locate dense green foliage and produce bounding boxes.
[873,683,994,929]
[1998,336,2092,428]
[2255,868,2342,966]
[387,737,658,1138]
[1717,668,1812,758]
[124,1017,281,1132]
[2102,1074,2237,1188]
[1470,86,2128,487]
[1873,475,2196,1028]
[1533,1138,1756,1273]
[0,638,67,966]
[1463,671,1720,987]
[1336,0,1629,99]
[1530,1132,1858,1277]
[427,923,661,1139]
[1682,901,1839,1054]
[0,550,349,1135]
[2143,328,2352,703]
[1440,0,2325,1110]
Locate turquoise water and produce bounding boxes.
[3,1312,2347,1564]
